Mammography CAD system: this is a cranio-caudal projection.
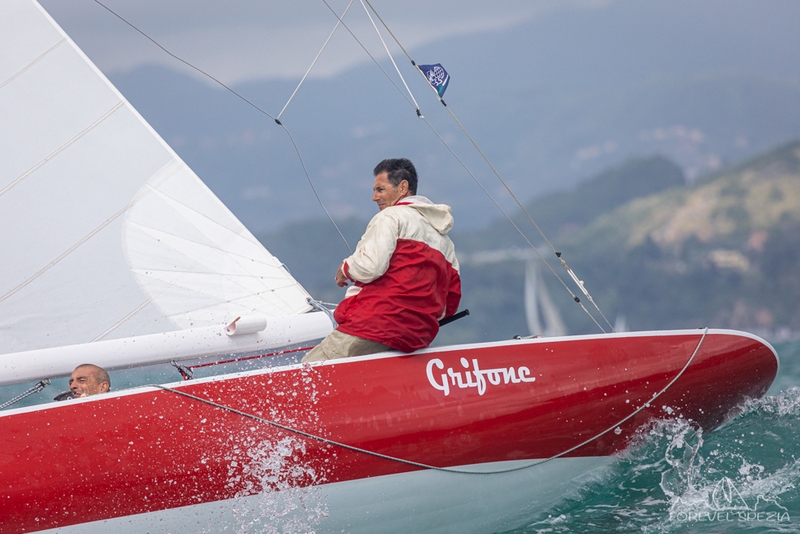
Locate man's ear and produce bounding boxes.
[100,382,110,393]
[399,180,409,195]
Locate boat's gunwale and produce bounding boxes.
[0,327,778,417]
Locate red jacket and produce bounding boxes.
[334,196,461,352]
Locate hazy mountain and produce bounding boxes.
[554,140,800,337]
[454,155,686,251]
[107,0,800,234]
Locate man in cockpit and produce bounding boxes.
[302,158,461,362]
[54,364,111,400]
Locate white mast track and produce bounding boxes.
[0,313,332,386]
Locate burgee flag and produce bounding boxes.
[418,63,450,97]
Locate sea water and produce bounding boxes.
[504,339,800,534]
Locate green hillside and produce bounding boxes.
[558,140,800,335]
[528,156,685,236]
[456,156,685,251]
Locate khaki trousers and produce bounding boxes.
[301,329,392,362]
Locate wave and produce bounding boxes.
[513,387,800,533]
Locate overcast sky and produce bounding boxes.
[32,0,800,233]
[40,0,611,85]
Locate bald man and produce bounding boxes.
[68,364,111,397]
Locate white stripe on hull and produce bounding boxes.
[44,457,612,533]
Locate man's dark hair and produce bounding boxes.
[374,158,417,195]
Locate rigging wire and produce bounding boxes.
[276,0,356,121]
[418,116,603,331]
[357,0,422,114]
[92,1,273,121]
[360,0,615,333]
[275,120,352,254]
[91,0,352,254]
[318,0,417,111]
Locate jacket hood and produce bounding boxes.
[396,195,454,234]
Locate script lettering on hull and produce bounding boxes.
[426,357,536,396]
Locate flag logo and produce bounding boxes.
[418,63,450,97]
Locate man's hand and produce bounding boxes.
[335,264,349,287]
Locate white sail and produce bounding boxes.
[524,259,567,337]
[0,0,319,360]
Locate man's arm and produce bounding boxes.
[341,211,400,284]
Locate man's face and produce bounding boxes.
[69,367,108,396]
[372,172,408,211]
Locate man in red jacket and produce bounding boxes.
[303,158,461,362]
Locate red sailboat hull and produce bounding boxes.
[0,329,777,533]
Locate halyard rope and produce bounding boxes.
[0,379,51,410]
[151,328,708,475]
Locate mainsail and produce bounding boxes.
[0,1,324,369]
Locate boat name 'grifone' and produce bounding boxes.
[426,357,536,396]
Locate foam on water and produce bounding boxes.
[227,435,329,534]
[513,382,800,534]
[226,365,331,534]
